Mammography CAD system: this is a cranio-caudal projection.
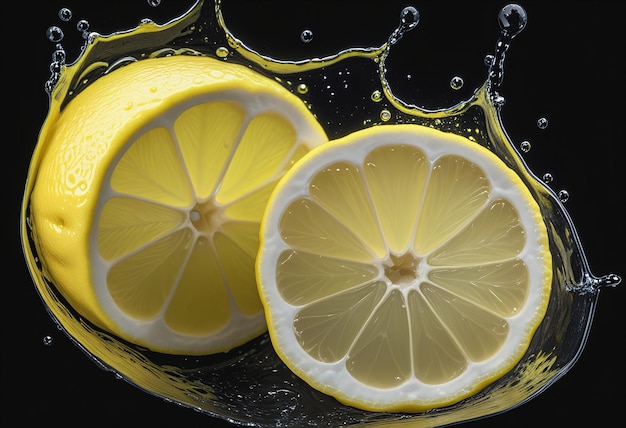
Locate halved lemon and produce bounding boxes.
[25,55,327,355]
[256,124,551,411]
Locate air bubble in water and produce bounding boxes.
[300,29,313,43]
[520,140,531,152]
[58,8,72,22]
[297,83,308,94]
[147,0,162,6]
[542,172,553,183]
[537,117,548,129]
[46,26,64,43]
[216,46,229,58]
[450,76,464,90]
[43,335,53,346]
[380,109,392,122]
[371,90,383,102]
[484,54,494,67]
[558,189,570,202]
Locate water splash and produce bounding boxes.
[24,1,622,427]
[36,0,622,354]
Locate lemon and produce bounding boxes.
[25,55,327,355]
[256,124,551,411]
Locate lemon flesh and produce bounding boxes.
[257,124,551,411]
[27,55,327,355]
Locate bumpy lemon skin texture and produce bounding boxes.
[27,55,325,352]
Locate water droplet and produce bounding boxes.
[484,54,494,67]
[537,117,548,129]
[300,29,313,43]
[498,4,528,39]
[371,90,383,102]
[147,0,161,6]
[596,273,622,289]
[491,94,506,108]
[44,79,56,94]
[558,189,570,202]
[520,140,531,152]
[46,26,64,43]
[450,76,464,90]
[215,46,229,58]
[51,49,66,63]
[58,8,72,22]
[43,335,53,346]
[399,6,420,31]
[380,109,392,122]
[50,61,62,74]
[297,83,308,94]
[388,6,420,46]
[542,172,553,183]
[76,19,89,33]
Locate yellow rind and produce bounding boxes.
[257,124,551,412]
[26,55,327,354]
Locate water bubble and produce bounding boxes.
[399,6,420,31]
[380,109,392,122]
[44,79,56,94]
[371,90,383,102]
[450,76,464,90]
[147,0,162,6]
[484,54,494,67]
[300,29,313,43]
[558,189,570,202]
[215,46,229,58]
[498,4,528,39]
[51,49,66,63]
[388,6,420,46]
[297,83,308,94]
[520,140,531,152]
[542,172,553,183]
[50,61,62,74]
[58,8,72,22]
[537,117,549,129]
[76,19,89,33]
[46,26,64,43]
[43,335,53,346]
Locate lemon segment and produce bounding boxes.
[27,55,327,355]
[256,124,551,411]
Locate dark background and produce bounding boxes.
[4,1,624,427]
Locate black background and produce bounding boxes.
[4,1,624,427]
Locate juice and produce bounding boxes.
[15,1,624,427]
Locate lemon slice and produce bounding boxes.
[27,55,327,355]
[256,124,551,411]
